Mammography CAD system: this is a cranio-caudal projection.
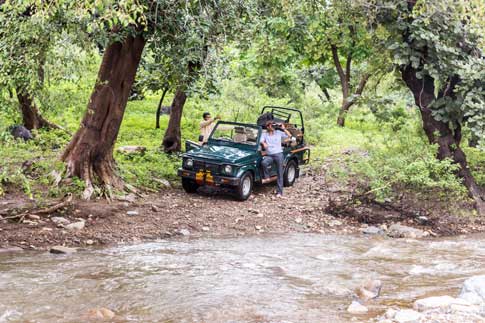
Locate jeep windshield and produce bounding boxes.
[209,122,260,147]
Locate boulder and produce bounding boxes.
[347,301,368,314]
[50,246,77,254]
[393,309,422,323]
[9,125,33,141]
[388,224,427,238]
[117,146,146,155]
[459,275,485,305]
[413,295,470,312]
[65,221,85,231]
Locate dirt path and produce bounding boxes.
[1,173,484,251]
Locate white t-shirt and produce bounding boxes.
[261,130,288,155]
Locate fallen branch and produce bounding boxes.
[36,194,73,215]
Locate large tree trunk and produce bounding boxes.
[17,90,55,130]
[401,66,485,215]
[162,88,187,152]
[62,34,145,199]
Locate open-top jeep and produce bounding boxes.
[177,106,310,200]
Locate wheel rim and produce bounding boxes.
[287,164,296,183]
[242,176,251,196]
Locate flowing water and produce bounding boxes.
[1,233,485,323]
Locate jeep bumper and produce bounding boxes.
[178,169,241,186]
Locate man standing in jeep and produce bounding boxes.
[261,120,292,198]
[199,112,220,144]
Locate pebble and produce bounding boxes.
[27,214,40,220]
[126,211,139,216]
[295,217,302,224]
[50,246,77,254]
[151,205,159,212]
[86,239,94,245]
[202,226,210,232]
[255,225,262,230]
[65,221,85,231]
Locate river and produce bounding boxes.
[1,233,485,322]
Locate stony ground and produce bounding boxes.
[1,170,484,251]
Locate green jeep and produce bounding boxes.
[177,106,310,200]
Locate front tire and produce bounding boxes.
[235,172,253,201]
[182,178,199,193]
[283,160,297,187]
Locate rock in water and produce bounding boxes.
[388,224,427,238]
[356,279,382,301]
[413,295,470,311]
[9,125,33,141]
[459,275,485,304]
[347,301,368,314]
[361,226,384,235]
[393,309,422,323]
[50,246,77,254]
[178,229,190,236]
[86,308,115,320]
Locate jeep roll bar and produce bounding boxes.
[260,106,305,133]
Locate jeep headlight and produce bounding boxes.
[224,165,233,175]
[185,158,194,169]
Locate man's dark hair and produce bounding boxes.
[202,112,211,119]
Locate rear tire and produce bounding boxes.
[235,172,253,201]
[283,160,297,187]
[182,178,199,193]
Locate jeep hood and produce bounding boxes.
[186,145,255,164]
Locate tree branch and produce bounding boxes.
[355,73,370,95]
[331,44,349,98]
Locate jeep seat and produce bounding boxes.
[233,126,247,143]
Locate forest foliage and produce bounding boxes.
[0,0,483,212]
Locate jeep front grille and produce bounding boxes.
[193,161,221,174]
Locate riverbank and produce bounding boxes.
[1,171,484,251]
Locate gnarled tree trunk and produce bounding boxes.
[17,90,55,130]
[62,34,145,199]
[162,88,186,152]
[401,66,485,215]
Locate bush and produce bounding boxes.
[350,126,468,201]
